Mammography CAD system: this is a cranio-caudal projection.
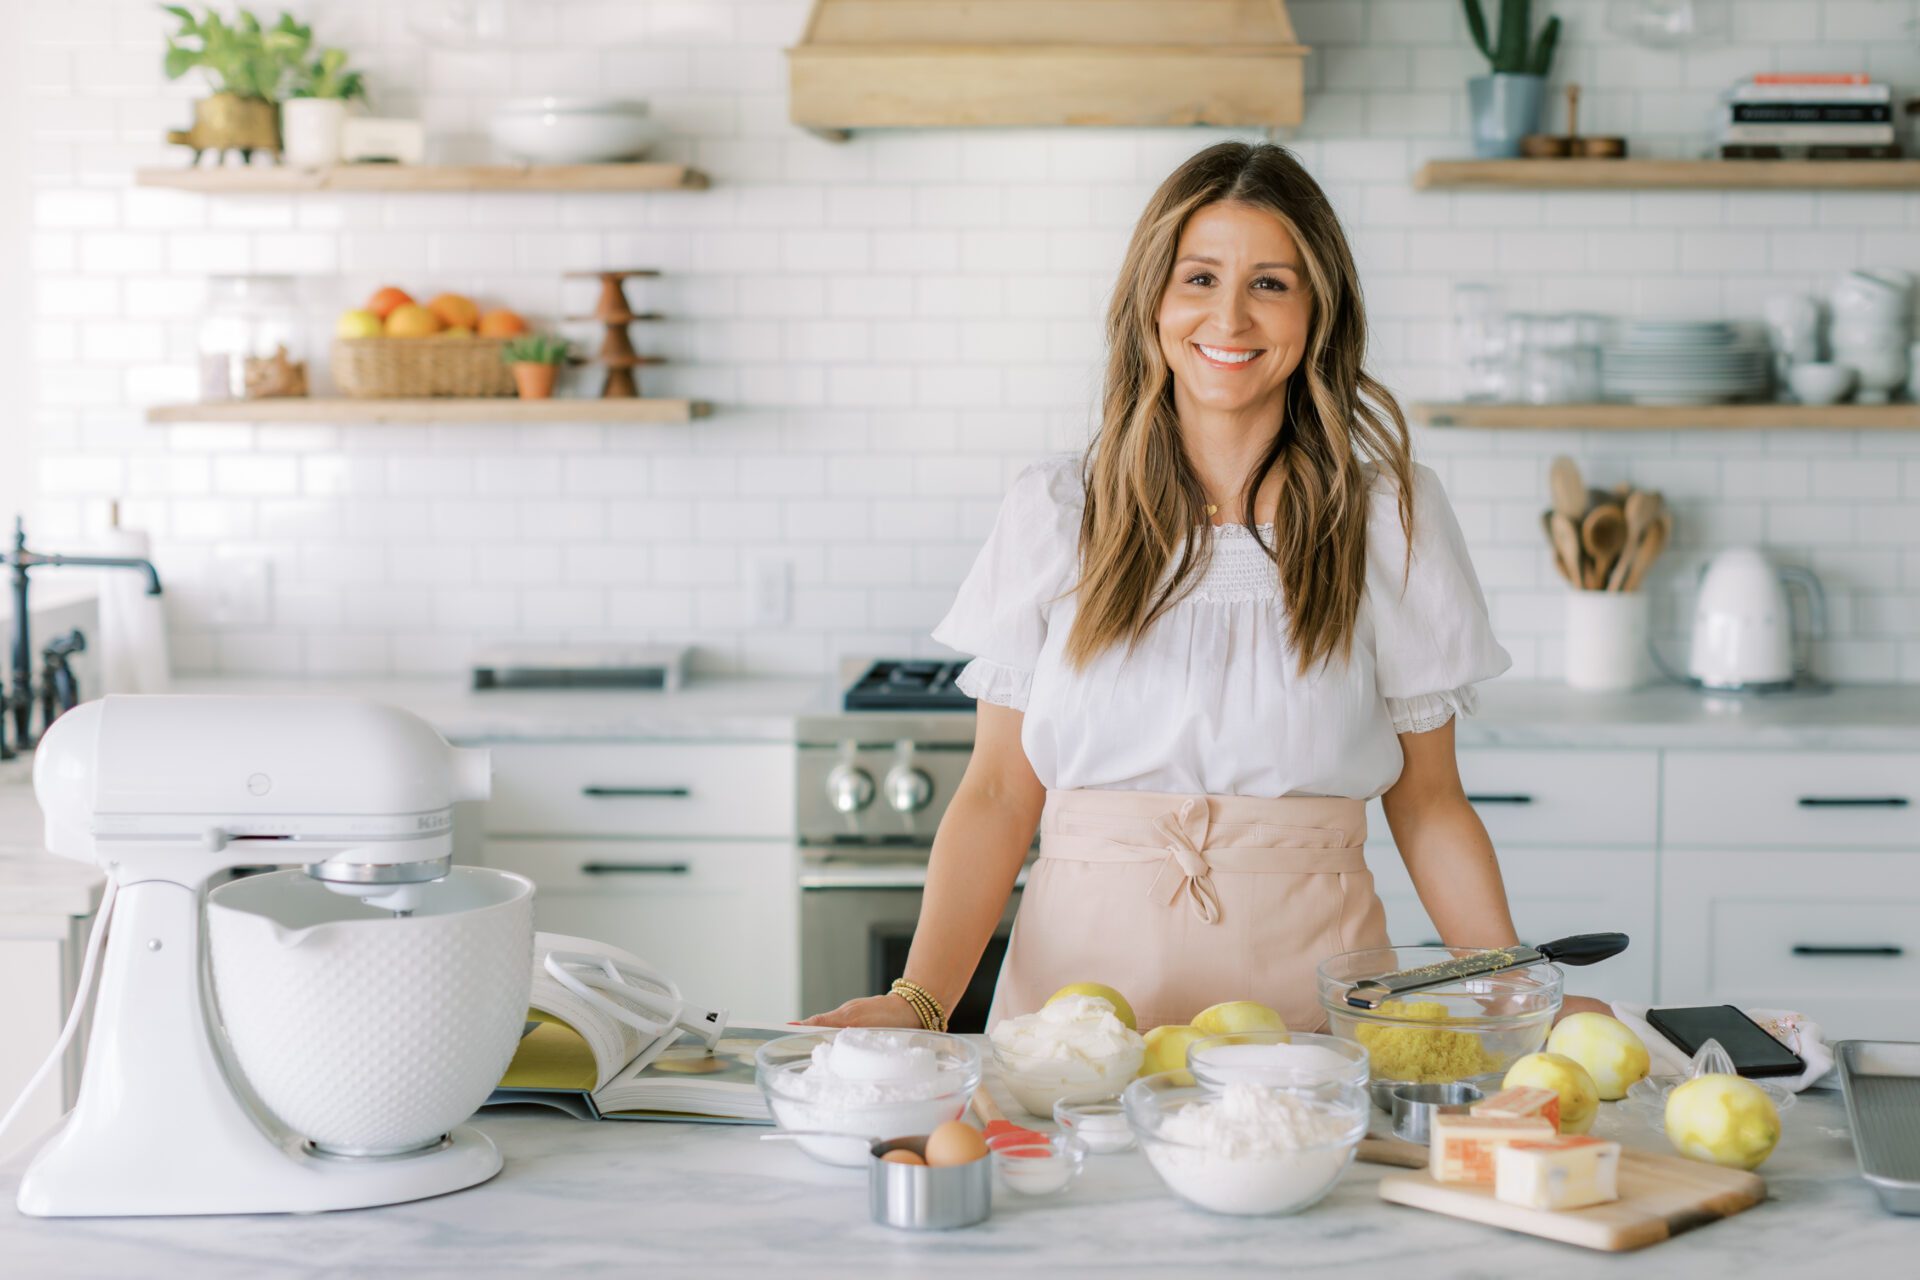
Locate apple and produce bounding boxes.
[1046,983,1137,1031]
[1190,1001,1286,1038]
[1140,1025,1209,1078]
[1547,1012,1651,1101]
[1503,1051,1600,1135]
[336,309,382,339]
[1665,1074,1779,1170]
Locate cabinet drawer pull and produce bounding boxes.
[581,785,692,799]
[579,861,692,876]
[1466,794,1534,806]
[1791,944,1904,957]
[1796,796,1909,808]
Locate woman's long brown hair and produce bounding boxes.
[1065,141,1415,676]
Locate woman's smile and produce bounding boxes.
[1193,343,1265,369]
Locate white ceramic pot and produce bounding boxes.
[489,97,657,164]
[1564,589,1651,691]
[1833,342,1909,404]
[281,97,348,168]
[208,866,533,1156]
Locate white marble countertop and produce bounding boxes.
[1,1083,1904,1279]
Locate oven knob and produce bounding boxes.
[826,763,876,814]
[883,763,933,814]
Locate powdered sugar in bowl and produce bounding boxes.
[1122,1072,1368,1216]
[756,1028,980,1168]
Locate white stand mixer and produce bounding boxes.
[13,695,505,1217]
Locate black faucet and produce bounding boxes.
[0,516,163,753]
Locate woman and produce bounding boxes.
[805,142,1605,1034]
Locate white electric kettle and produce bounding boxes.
[1687,546,1825,691]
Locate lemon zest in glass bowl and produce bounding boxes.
[1352,999,1500,1083]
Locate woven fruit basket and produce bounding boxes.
[332,337,516,398]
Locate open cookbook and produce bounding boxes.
[483,932,784,1125]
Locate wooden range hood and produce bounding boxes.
[788,0,1309,141]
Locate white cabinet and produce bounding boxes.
[1362,748,1660,1004]
[473,740,800,1023]
[1658,848,1920,1040]
[0,909,98,1163]
[1664,751,1920,849]
[483,837,799,1024]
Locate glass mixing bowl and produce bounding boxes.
[1317,946,1562,1110]
[1186,1031,1370,1095]
[755,1029,981,1168]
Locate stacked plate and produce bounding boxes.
[1601,320,1772,405]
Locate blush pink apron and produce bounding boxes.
[991,790,1390,1032]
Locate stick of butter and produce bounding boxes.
[1429,1113,1556,1184]
[1494,1134,1622,1210]
[1472,1084,1561,1132]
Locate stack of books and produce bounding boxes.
[1720,73,1900,160]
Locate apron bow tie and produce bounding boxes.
[1147,798,1223,925]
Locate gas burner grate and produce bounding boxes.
[842,659,975,712]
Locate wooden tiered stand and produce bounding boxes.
[565,269,667,398]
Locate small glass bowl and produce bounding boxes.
[989,1038,1143,1119]
[754,1029,981,1169]
[1187,1031,1370,1095]
[1052,1096,1135,1155]
[990,1132,1086,1197]
[1122,1071,1368,1217]
[1317,946,1561,1110]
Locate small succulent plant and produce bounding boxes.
[501,334,572,365]
[1462,0,1560,77]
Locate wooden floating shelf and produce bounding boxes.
[1415,158,1920,191]
[134,163,709,194]
[1415,401,1920,430]
[147,398,710,425]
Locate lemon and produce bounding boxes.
[1504,1051,1600,1135]
[1665,1074,1780,1170]
[1045,983,1137,1031]
[1140,1024,1210,1078]
[1546,1012,1651,1101]
[1190,1001,1287,1038]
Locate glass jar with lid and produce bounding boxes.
[198,275,303,400]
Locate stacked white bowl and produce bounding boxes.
[1829,270,1913,404]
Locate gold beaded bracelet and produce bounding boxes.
[888,978,948,1032]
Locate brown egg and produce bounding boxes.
[880,1149,926,1166]
[922,1120,990,1167]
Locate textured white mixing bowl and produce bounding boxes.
[489,97,658,163]
[208,866,533,1156]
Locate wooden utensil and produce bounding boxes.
[1357,1137,1429,1170]
[1549,456,1587,524]
[1609,489,1662,591]
[1620,508,1671,593]
[1541,511,1577,585]
[1581,502,1628,592]
[1550,513,1585,593]
[1377,1146,1764,1252]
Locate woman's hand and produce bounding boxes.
[1555,994,1613,1024]
[795,994,922,1029]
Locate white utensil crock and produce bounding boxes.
[1563,589,1650,691]
[281,98,348,168]
[208,866,533,1156]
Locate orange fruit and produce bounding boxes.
[477,308,529,338]
[427,292,479,330]
[384,303,443,338]
[366,286,414,319]
[443,325,475,338]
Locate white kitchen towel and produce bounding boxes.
[1612,1002,1833,1091]
[91,525,170,695]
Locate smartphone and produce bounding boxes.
[1645,1005,1805,1079]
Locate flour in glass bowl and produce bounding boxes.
[1144,1082,1364,1215]
[765,1028,974,1166]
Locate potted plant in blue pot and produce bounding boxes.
[1464,0,1561,158]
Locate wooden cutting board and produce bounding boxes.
[1378,1147,1766,1252]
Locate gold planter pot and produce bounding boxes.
[166,93,282,165]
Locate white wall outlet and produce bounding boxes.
[211,554,273,627]
[749,555,793,628]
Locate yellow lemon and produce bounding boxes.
[1665,1074,1780,1170]
[1191,1001,1286,1038]
[1140,1025,1210,1078]
[1547,1012,1651,1101]
[1503,1051,1600,1135]
[1045,983,1137,1031]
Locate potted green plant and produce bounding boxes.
[284,47,366,168]
[160,6,309,164]
[1462,0,1561,158]
[502,335,572,400]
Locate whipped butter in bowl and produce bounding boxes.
[989,995,1146,1118]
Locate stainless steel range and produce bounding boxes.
[795,660,1024,1033]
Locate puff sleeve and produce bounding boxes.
[930,457,1081,712]
[1365,463,1512,734]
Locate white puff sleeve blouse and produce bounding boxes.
[931,453,1511,801]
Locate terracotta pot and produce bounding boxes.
[512,362,558,399]
[166,93,282,165]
